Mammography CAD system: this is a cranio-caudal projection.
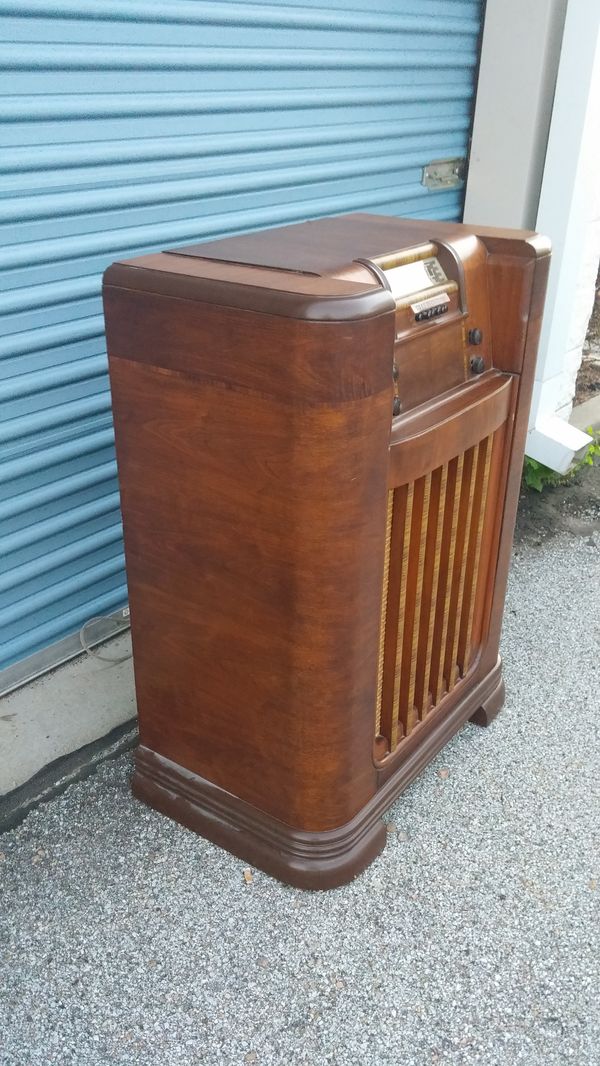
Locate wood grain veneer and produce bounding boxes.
[103,212,550,888]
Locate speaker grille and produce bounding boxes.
[376,434,494,752]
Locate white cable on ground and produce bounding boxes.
[79,615,132,664]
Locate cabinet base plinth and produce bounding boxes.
[132,746,387,891]
[132,659,505,889]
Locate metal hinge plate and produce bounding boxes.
[422,157,466,190]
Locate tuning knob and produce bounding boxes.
[468,328,483,345]
[393,395,402,416]
[470,355,486,375]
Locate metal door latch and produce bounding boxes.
[422,158,466,190]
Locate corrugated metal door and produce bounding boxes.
[0,0,483,677]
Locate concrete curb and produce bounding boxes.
[570,394,600,432]
[0,719,138,833]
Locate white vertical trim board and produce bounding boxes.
[463,0,599,471]
[532,0,600,467]
[463,0,567,230]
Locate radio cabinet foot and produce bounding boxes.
[469,676,506,727]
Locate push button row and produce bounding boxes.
[415,304,448,322]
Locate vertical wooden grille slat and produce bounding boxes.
[467,425,507,662]
[375,491,394,735]
[376,433,497,755]
[400,472,431,735]
[414,463,448,718]
[431,452,464,705]
[378,482,413,751]
[389,483,414,750]
[445,445,478,693]
[458,436,493,676]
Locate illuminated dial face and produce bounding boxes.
[423,257,448,285]
[383,256,448,300]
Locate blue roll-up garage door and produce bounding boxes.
[0,0,483,681]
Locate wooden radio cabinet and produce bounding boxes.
[103,213,550,888]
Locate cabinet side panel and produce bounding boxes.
[106,290,394,832]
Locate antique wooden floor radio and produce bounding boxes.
[103,213,549,888]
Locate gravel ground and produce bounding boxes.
[1,530,599,1066]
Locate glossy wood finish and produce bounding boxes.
[387,371,511,485]
[103,212,549,888]
[376,425,502,754]
[106,326,392,832]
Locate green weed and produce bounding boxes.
[522,427,600,492]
